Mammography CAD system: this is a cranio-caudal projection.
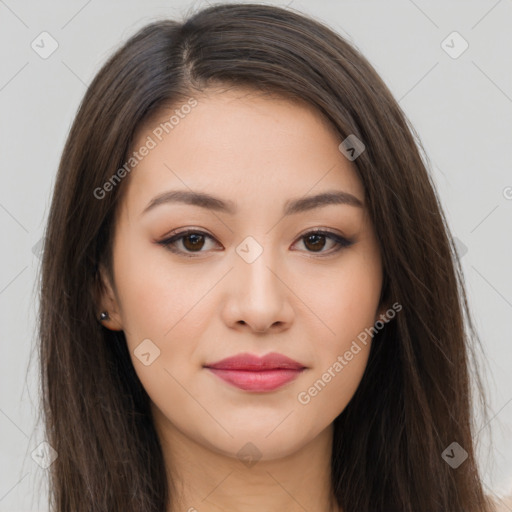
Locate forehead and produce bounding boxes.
[122,88,365,217]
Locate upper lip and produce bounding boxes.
[204,352,306,371]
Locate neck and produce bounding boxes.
[152,406,341,512]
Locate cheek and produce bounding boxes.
[296,345,371,429]
[293,251,381,412]
[112,230,200,341]
[112,231,216,390]
[298,251,382,348]
[112,236,210,415]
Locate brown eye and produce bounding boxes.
[303,233,327,252]
[158,230,218,257]
[181,233,206,251]
[295,230,354,256]
[158,228,354,259]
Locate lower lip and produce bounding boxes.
[206,368,305,391]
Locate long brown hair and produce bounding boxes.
[37,3,495,510]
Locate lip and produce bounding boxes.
[204,352,306,392]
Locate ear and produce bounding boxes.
[95,263,124,331]
[374,272,392,324]
[374,300,392,324]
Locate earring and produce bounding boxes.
[99,311,110,322]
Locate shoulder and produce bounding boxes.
[488,494,512,512]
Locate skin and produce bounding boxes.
[99,87,388,512]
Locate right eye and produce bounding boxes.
[157,229,221,258]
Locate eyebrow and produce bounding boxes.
[141,189,364,217]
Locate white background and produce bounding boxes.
[0,0,511,510]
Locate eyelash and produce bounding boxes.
[157,228,354,258]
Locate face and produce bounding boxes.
[99,87,386,463]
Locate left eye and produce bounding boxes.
[158,229,354,258]
[296,230,354,254]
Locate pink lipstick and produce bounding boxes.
[204,352,306,392]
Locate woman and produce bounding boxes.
[37,3,501,511]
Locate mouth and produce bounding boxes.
[204,352,307,392]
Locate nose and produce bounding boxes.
[221,245,294,334]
